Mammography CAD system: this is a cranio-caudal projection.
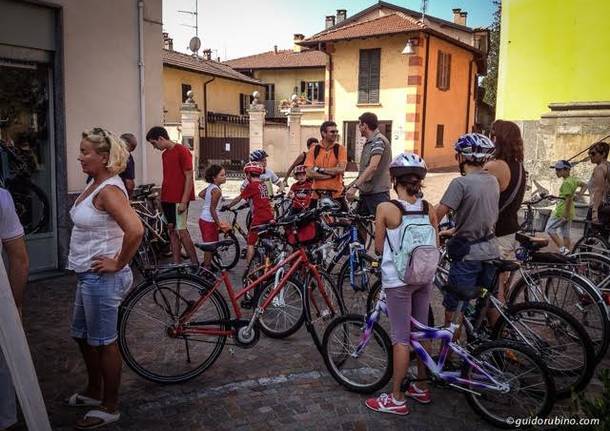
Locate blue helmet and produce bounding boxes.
[249,149,268,162]
[454,133,495,162]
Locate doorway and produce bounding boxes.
[343,120,392,170]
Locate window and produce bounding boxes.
[358,48,381,104]
[181,83,192,102]
[436,124,445,148]
[239,93,253,115]
[436,51,451,91]
[263,83,275,101]
[300,81,325,102]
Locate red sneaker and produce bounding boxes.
[406,383,431,404]
[365,393,409,416]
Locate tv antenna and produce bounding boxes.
[179,0,199,37]
[420,0,428,22]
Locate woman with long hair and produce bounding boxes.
[587,141,610,225]
[65,128,143,429]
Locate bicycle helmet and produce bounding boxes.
[294,165,307,176]
[249,149,268,162]
[454,133,495,162]
[389,152,427,179]
[243,161,264,175]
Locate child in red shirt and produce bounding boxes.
[288,165,313,213]
[222,162,273,264]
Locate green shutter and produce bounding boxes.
[369,49,381,103]
[358,50,370,103]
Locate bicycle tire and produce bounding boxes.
[304,270,346,351]
[132,233,158,274]
[6,178,50,235]
[336,252,378,314]
[569,251,610,288]
[507,267,609,364]
[216,231,240,270]
[573,234,610,255]
[491,301,595,399]
[118,274,229,384]
[255,277,305,339]
[463,340,555,429]
[322,314,393,393]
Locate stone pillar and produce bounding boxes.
[248,91,266,152]
[287,106,303,172]
[180,90,202,176]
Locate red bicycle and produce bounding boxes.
[118,210,345,384]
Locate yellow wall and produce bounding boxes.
[253,68,325,103]
[423,35,476,167]
[496,0,610,121]
[163,66,262,123]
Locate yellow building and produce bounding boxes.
[162,42,263,173]
[224,38,326,125]
[300,2,489,168]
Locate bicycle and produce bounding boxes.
[0,138,50,234]
[569,251,610,304]
[118,214,345,384]
[572,219,610,255]
[322,289,556,428]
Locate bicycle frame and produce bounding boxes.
[176,247,332,337]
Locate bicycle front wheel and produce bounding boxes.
[463,340,555,429]
[322,314,392,393]
[492,301,595,399]
[336,252,378,314]
[118,275,229,384]
[256,277,305,339]
[216,231,240,270]
[304,270,346,350]
[573,234,610,255]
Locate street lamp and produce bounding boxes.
[402,38,418,55]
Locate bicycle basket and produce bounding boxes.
[519,208,551,232]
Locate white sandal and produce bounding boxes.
[74,409,120,430]
[64,393,102,407]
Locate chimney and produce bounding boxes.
[274,45,278,54]
[459,11,468,26]
[293,33,305,53]
[336,9,347,24]
[452,8,462,24]
[202,49,212,60]
[162,32,173,50]
[325,15,335,29]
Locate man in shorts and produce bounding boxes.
[146,126,198,265]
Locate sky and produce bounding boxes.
[162,0,497,61]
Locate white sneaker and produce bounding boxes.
[559,246,569,255]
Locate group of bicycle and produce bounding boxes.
[119,118,610,429]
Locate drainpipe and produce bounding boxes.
[202,76,216,138]
[420,33,430,158]
[465,59,474,133]
[137,0,147,182]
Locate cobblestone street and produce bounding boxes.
[12,171,608,430]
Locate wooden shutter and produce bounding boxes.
[368,49,381,103]
[358,50,370,103]
[436,124,444,147]
[239,93,244,115]
[436,51,443,89]
[446,53,451,90]
[318,81,325,102]
[300,81,305,96]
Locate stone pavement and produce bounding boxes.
[9,169,608,430]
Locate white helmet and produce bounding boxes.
[389,152,427,179]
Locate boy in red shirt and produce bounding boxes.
[146,126,198,265]
[288,165,313,213]
[223,162,273,264]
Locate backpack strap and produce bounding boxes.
[389,199,429,216]
[313,144,340,161]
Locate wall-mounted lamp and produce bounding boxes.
[401,38,419,55]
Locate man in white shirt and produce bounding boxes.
[0,187,29,430]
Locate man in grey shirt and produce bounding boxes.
[436,133,499,325]
[346,112,392,216]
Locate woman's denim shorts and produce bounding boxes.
[70,267,133,346]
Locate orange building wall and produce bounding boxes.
[421,35,477,168]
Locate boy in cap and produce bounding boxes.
[545,160,586,254]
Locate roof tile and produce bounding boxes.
[224,49,327,70]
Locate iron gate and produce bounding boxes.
[200,111,249,174]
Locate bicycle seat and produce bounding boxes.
[529,251,577,264]
[487,259,520,272]
[194,240,234,252]
[515,232,548,250]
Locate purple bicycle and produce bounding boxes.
[321,289,555,428]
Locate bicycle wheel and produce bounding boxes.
[6,178,50,234]
[304,270,346,350]
[508,268,609,363]
[256,277,305,339]
[322,314,392,393]
[216,231,240,270]
[463,340,555,429]
[336,252,378,314]
[492,301,595,399]
[118,275,229,384]
[573,234,610,255]
[570,251,610,289]
[132,234,158,274]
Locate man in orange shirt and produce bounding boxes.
[304,121,347,201]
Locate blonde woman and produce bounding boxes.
[65,128,143,430]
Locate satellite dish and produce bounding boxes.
[189,36,201,54]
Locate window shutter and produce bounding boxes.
[436,51,443,89]
[446,53,451,90]
[300,81,305,96]
[369,49,381,103]
[318,81,325,102]
[358,50,370,103]
[239,94,244,115]
[436,124,444,147]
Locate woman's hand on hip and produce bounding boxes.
[91,256,122,273]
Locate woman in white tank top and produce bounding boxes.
[366,153,439,416]
[67,128,143,429]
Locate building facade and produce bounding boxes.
[0,0,163,273]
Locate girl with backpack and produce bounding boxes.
[365,153,439,416]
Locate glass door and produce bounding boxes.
[0,60,57,272]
